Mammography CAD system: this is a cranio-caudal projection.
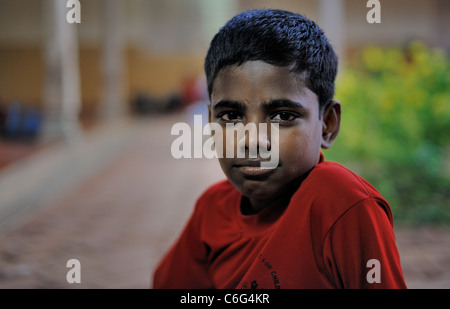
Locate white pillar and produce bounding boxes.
[41,0,82,141]
[99,0,126,120]
[319,0,346,71]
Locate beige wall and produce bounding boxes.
[239,0,318,21]
[346,0,445,47]
[0,0,448,114]
[0,45,205,113]
[0,46,44,105]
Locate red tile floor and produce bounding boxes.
[0,111,448,289]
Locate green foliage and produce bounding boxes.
[326,41,450,225]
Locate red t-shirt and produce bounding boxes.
[153,157,407,289]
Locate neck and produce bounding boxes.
[245,195,290,215]
[242,180,302,215]
[240,162,319,215]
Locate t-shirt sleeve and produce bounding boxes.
[152,200,214,289]
[322,198,407,289]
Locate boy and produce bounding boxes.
[153,9,406,289]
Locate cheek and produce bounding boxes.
[218,157,233,177]
[278,127,321,163]
[279,131,307,157]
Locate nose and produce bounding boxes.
[237,122,272,158]
[246,126,271,149]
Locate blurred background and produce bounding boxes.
[0,0,448,288]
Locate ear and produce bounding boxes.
[321,100,341,149]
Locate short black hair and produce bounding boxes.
[204,9,338,112]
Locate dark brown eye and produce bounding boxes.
[271,112,297,122]
[217,111,243,122]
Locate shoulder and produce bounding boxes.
[294,160,393,230]
[303,160,384,203]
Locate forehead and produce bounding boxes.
[211,61,315,106]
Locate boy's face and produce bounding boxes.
[209,61,340,212]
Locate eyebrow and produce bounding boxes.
[212,100,245,110]
[212,98,305,111]
[262,99,306,110]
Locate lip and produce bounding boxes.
[234,161,277,177]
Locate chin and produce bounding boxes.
[238,179,276,199]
